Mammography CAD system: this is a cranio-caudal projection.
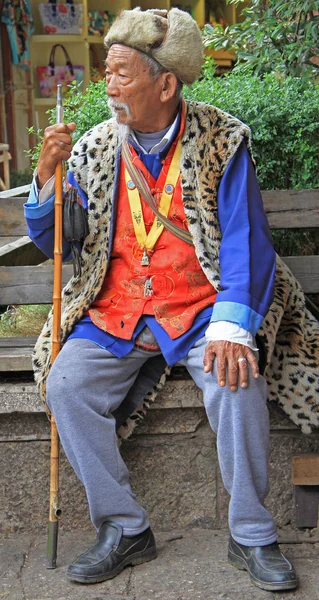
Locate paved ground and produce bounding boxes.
[1,529,319,600]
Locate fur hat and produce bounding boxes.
[104,7,204,85]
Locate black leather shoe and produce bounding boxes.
[67,521,157,584]
[228,536,297,591]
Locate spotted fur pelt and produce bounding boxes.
[32,101,319,435]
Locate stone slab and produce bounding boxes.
[1,530,319,600]
[21,532,132,600]
[0,536,30,600]
[0,379,302,431]
[0,381,44,413]
[0,422,218,534]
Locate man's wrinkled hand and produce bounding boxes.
[37,122,77,188]
[203,340,259,392]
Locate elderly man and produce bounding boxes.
[25,7,298,592]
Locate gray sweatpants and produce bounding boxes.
[46,336,277,546]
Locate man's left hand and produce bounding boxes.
[203,341,259,391]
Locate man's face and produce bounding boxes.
[105,44,165,132]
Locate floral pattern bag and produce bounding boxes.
[39,0,83,34]
[36,43,84,97]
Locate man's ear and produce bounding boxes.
[160,73,179,103]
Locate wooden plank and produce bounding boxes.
[0,264,73,304]
[0,257,317,306]
[0,236,20,248]
[0,184,31,198]
[0,190,318,233]
[282,256,319,293]
[0,236,47,266]
[262,189,319,229]
[0,197,28,236]
[0,336,37,371]
[294,486,319,528]
[0,345,34,371]
[0,336,37,348]
[292,454,319,485]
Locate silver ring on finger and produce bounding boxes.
[237,357,247,364]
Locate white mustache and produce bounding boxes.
[108,98,131,117]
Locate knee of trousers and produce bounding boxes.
[46,355,115,417]
[46,359,79,414]
[203,375,269,430]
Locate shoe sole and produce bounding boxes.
[68,546,157,584]
[228,550,297,592]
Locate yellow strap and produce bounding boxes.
[125,139,182,252]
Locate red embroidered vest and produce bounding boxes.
[88,132,217,340]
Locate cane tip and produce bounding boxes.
[46,557,57,569]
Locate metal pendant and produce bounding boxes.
[144,278,153,297]
[141,249,150,266]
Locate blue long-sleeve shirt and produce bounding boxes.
[25,129,276,365]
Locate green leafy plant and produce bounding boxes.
[25,127,44,171]
[9,169,32,188]
[0,305,50,336]
[184,66,319,190]
[27,80,111,168]
[203,0,319,76]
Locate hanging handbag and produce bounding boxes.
[63,185,89,277]
[39,0,84,35]
[89,46,105,82]
[36,44,84,97]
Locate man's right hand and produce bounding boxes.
[37,122,76,189]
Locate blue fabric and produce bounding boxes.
[24,181,56,218]
[210,302,264,336]
[24,118,276,363]
[211,140,276,331]
[129,109,181,180]
[24,180,79,261]
[68,308,212,366]
[25,181,73,261]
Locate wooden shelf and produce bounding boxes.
[31,34,85,43]
[87,35,105,44]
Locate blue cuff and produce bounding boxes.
[24,182,55,220]
[215,288,271,318]
[210,301,264,335]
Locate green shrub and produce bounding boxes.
[27,80,111,170]
[58,79,111,144]
[184,67,319,190]
[29,71,318,192]
[9,169,32,188]
[203,0,319,78]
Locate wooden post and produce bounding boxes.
[0,144,11,190]
[292,454,319,528]
[0,17,16,169]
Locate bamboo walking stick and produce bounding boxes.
[47,84,63,569]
